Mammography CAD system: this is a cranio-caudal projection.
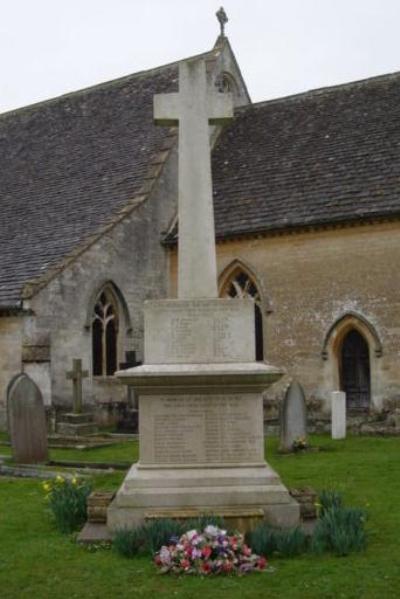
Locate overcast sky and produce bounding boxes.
[1,0,399,114]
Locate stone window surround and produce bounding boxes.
[321,311,383,411]
[85,280,132,379]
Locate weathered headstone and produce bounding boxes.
[331,391,346,439]
[279,381,307,452]
[7,373,48,464]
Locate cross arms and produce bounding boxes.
[154,91,233,126]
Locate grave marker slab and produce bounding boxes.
[7,373,48,464]
[279,382,307,452]
[331,391,346,439]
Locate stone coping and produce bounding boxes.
[116,362,283,390]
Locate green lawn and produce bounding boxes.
[0,435,399,598]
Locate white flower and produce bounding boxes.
[204,525,225,537]
[186,529,198,541]
[159,546,171,565]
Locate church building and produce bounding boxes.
[1,28,399,431]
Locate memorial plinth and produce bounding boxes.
[107,299,300,530]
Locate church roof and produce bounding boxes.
[210,71,400,239]
[163,70,400,244]
[2,51,400,308]
[0,60,181,308]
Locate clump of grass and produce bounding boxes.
[275,526,308,557]
[113,519,185,558]
[247,523,277,556]
[113,525,148,557]
[319,489,344,516]
[247,524,307,558]
[42,475,91,534]
[113,516,226,559]
[144,519,185,554]
[311,505,367,556]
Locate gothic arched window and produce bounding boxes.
[221,269,264,361]
[92,287,119,376]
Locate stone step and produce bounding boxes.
[56,423,98,437]
[124,464,282,489]
[114,484,292,508]
[61,413,95,424]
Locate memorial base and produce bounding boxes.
[56,412,98,437]
[107,463,300,532]
[107,362,300,533]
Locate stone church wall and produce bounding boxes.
[0,317,22,429]
[169,220,400,417]
[11,146,178,428]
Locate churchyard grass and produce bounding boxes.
[0,435,399,598]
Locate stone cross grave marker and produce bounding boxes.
[7,373,48,464]
[66,358,89,414]
[279,381,307,452]
[154,58,233,299]
[331,391,346,439]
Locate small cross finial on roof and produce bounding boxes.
[216,6,228,37]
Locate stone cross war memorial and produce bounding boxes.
[107,57,299,531]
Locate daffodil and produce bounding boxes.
[56,475,64,484]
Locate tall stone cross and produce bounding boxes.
[154,59,234,298]
[66,358,88,414]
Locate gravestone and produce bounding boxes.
[7,373,48,464]
[108,50,299,531]
[331,391,346,439]
[279,382,307,452]
[57,359,97,436]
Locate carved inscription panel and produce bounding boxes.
[144,299,255,364]
[140,394,264,465]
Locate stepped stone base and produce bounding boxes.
[107,463,300,532]
[56,412,98,437]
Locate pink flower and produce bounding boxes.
[257,556,267,570]
[202,545,212,558]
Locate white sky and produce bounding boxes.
[1,0,399,114]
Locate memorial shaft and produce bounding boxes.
[154,59,233,299]
[178,61,218,299]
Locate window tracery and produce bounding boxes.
[221,269,264,361]
[92,287,119,376]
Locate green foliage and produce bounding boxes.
[311,504,367,556]
[113,519,185,558]
[247,524,307,558]
[247,523,277,556]
[113,516,230,559]
[42,475,91,534]
[275,526,308,557]
[144,519,185,554]
[112,525,148,557]
[318,489,344,516]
